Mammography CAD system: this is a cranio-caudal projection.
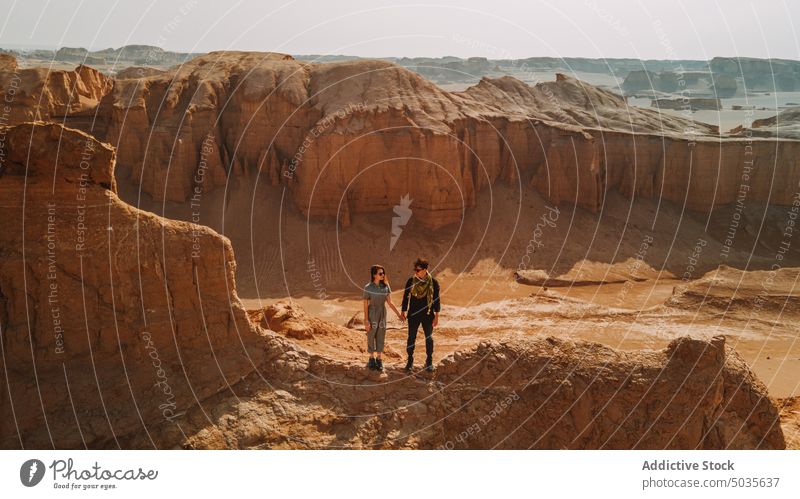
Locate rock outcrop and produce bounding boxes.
[0,63,112,126]
[115,66,167,80]
[779,397,800,449]
[0,53,18,72]
[0,123,266,448]
[255,300,348,340]
[0,56,113,139]
[3,52,799,229]
[135,306,784,450]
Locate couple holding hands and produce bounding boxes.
[362,258,441,373]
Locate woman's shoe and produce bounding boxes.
[375,359,384,371]
[368,357,377,370]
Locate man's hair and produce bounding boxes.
[414,258,429,269]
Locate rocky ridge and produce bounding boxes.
[2,52,799,229]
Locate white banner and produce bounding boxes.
[1,450,798,498]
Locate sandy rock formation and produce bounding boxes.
[0,123,267,448]
[255,300,346,340]
[0,64,112,126]
[100,56,800,224]
[115,66,167,79]
[460,72,718,134]
[105,51,310,203]
[778,397,800,449]
[133,311,784,450]
[513,268,644,287]
[666,265,800,317]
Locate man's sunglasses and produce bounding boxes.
[414,267,424,272]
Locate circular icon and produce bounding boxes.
[20,459,45,487]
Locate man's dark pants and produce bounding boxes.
[406,312,434,363]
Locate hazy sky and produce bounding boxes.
[0,0,798,60]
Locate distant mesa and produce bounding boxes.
[652,97,721,111]
[623,69,738,98]
[3,44,202,67]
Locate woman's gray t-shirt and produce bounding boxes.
[363,282,390,327]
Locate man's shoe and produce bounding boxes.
[375,358,384,371]
[404,357,414,372]
[424,358,434,372]
[368,357,377,370]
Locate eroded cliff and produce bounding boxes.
[0,123,266,448]
[3,52,798,229]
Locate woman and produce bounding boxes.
[362,264,403,371]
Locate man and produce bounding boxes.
[400,258,440,372]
